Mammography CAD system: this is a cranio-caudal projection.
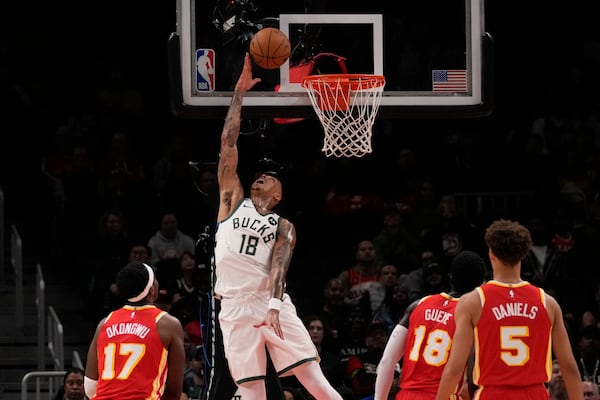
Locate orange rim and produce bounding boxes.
[302,74,385,90]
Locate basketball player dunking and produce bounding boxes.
[211,53,343,399]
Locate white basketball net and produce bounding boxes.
[303,75,385,158]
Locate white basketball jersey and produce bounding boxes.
[214,198,280,298]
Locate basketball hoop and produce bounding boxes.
[302,74,385,158]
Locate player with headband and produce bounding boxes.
[85,261,185,400]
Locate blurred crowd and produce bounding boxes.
[25,97,600,399]
[3,2,600,397]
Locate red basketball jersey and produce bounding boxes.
[399,293,462,395]
[473,281,552,387]
[94,305,169,400]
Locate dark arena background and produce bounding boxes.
[2,1,600,399]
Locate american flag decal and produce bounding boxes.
[432,70,467,92]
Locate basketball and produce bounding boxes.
[249,27,291,70]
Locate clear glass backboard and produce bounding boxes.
[169,0,493,119]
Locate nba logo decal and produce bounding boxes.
[196,49,215,92]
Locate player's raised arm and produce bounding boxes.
[217,53,261,221]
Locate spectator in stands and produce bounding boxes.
[147,211,196,285]
[317,276,351,343]
[543,204,597,329]
[367,264,401,316]
[338,302,371,371]
[337,239,382,360]
[282,386,308,400]
[575,325,600,383]
[380,147,423,210]
[165,251,202,303]
[183,164,219,241]
[324,164,384,222]
[165,251,209,327]
[60,144,100,272]
[43,124,75,182]
[152,133,218,236]
[127,242,152,264]
[96,129,152,236]
[402,250,450,303]
[372,205,420,273]
[280,314,350,399]
[85,208,132,322]
[338,239,381,307]
[97,130,145,185]
[41,124,75,265]
[54,367,86,400]
[181,345,205,400]
[583,379,600,400]
[372,278,410,334]
[582,280,600,329]
[420,193,485,272]
[346,321,390,399]
[184,320,204,348]
[521,216,552,287]
[410,179,442,239]
[303,314,345,390]
[152,132,196,208]
[181,323,199,371]
[549,359,569,400]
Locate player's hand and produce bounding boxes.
[234,53,261,93]
[253,309,284,340]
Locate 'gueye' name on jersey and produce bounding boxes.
[105,322,151,339]
[492,303,538,320]
[232,217,276,243]
[424,309,453,325]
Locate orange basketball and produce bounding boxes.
[249,27,291,70]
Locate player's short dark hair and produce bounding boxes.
[255,157,285,183]
[484,219,532,265]
[116,261,153,301]
[450,250,486,294]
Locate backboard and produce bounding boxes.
[169,0,493,119]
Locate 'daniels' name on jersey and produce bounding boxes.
[491,302,538,321]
